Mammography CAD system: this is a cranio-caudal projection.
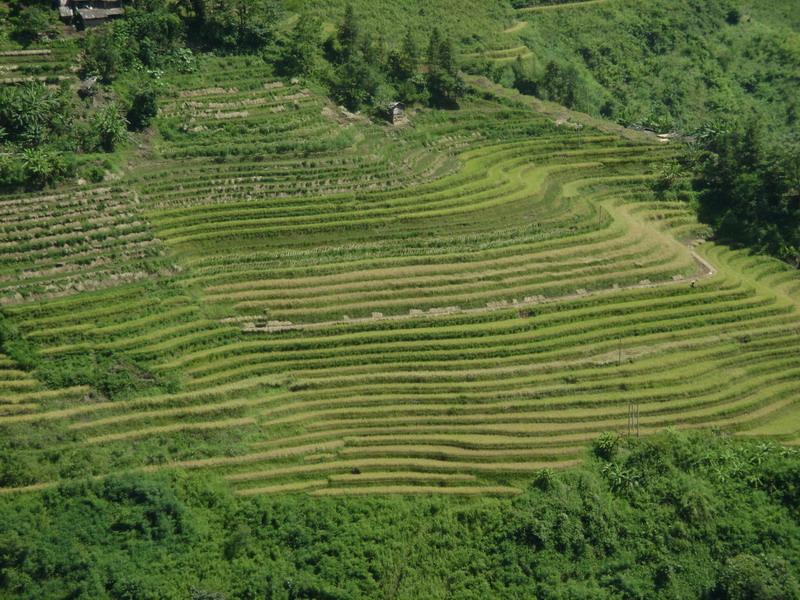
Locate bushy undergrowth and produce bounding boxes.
[474,0,799,137]
[1,431,798,599]
[35,350,178,400]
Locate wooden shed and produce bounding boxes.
[385,102,407,125]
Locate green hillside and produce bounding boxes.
[284,0,511,46]
[0,0,799,598]
[470,0,800,133]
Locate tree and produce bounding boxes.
[0,82,69,147]
[326,5,388,110]
[389,29,419,82]
[136,0,270,53]
[592,432,621,461]
[426,29,465,108]
[179,0,207,23]
[21,148,70,189]
[715,554,799,599]
[81,5,184,81]
[436,35,457,76]
[126,87,159,131]
[689,120,800,264]
[0,154,24,189]
[337,4,360,59]
[726,8,742,25]
[388,30,425,103]
[511,56,541,97]
[10,6,58,46]
[197,0,282,53]
[331,51,382,111]
[124,6,185,68]
[81,24,131,82]
[232,0,282,52]
[540,60,581,109]
[278,14,322,77]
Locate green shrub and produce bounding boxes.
[20,147,75,188]
[91,103,128,152]
[126,87,159,131]
[0,316,38,370]
[36,350,165,400]
[9,5,59,46]
[715,554,799,599]
[592,431,621,461]
[78,162,106,183]
[1,434,799,598]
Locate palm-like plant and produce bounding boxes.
[92,103,129,152]
[21,147,56,188]
[0,82,62,146]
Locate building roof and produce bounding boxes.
[77,7,125,20]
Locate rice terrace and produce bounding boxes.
[1,0,799,597]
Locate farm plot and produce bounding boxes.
[0,185,169,304]
[1,67,799,497]
[0,42,77,86]
[132,56,461,213]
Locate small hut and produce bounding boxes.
[385,102,407,125]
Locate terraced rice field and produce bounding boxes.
[0,42,78,86]
[2,55,799,497]
[0,186,168,303]
[464,45,534,63]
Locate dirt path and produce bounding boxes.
[503,21,529,33]
[517,0,609,13]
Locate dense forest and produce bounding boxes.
[2,432,800,599]
[474,0,800,135]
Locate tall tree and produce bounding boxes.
[279,14,322,77]
[196,0,282,53]
[426,29,465,108]
[690,120,800,265]
[389,29,420,82]
[337,4,360,59]
[427,27,442,69]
